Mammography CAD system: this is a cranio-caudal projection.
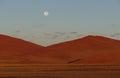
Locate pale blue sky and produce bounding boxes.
[0,0,120,35]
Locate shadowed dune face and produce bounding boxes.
[0,34,120,64]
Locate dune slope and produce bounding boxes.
[48,35,120,64]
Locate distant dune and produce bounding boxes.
[0,34,65,64]
[48,35,120,64]
[0,34,120,64]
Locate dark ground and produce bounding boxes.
[0,64,120,78]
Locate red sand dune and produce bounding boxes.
[48,35,120,64]
[0,34,65,64]
[0,34,120,64]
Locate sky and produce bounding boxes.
[0,0,120,41]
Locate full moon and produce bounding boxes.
[44,11,49,16]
